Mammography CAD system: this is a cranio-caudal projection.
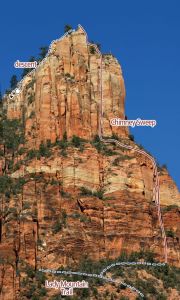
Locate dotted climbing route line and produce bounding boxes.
[8,24,167,298]
[7,29,75,100]
[79,24,168,264]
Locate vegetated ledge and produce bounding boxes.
[1,133,135,178]
[1,250,178,300]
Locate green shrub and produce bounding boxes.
[52,214,66,233]
[92,287,98,296]
[157,163,168,172]
[23,285,36,298]
[60,190,71,198]
[39,142,51,157]
[103,148,118,156]
[21,68,31,79]
[148,264,179,290]
[80,215,91,223]
[1,118,24,152]
[129,251,141,262]
[13,161,23,171]
[25,265,35,278]
[163,205,179,212]
[59,139,68,150]
[5,191,11,198]
[129,134,134,141]
[63,131,67,141]
[89,41,101,51]
[114,268,124,276]
[26,79,36,89]
[79,186,105,199]
[8,160,14,170]
[10,75,18,90]
[79,288,90,297]
[32,174,44,181]
[65,72,74,79]
[91,135,117,156]
[31,296,39,300]
[71,135,85,150]
[137,249,155,262]
[80,186,93,196]
[51,296,61,300]
[89,45,96,54]
[29,111,35,118]
[0,175,12,193]
[38,47,48,60]
[135,278,157,296]
[156,294,167,300]
[27,149,38,159]
[166,229,175,238]
[91,135,103,152]
[93,188,105,199]
[62,209,67,225]
[50,178,59,186]
[117,251,128,262]
[18,147,26,155]
[52,220,62,233]
[111,133,120,141]
[39,287,47,296]
[112,155,132,166]
[60,149,67,157]
[71,212,81,219]
[46,139,52,148]
[0,149,4,156]
[64,24,72,33]
[27,94,35,105]
[79,257,100,273]
[112,157,120,166]
[4,89,11,95]
[56,133,69,156]
[21,56,36,78]
[35,272,46,284]
[12,178,26,194]
[23,202,31,210]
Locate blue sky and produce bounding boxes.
[0,0,179,189]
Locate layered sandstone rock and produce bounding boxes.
[0,26,179,299]
[4,26,127,148]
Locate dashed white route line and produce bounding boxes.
[7,29,75,99]
[39,261,166,298]
[9,24,167,298]
[39,261,165,298]
[79,24,168,264]
[99,261,165,277]
[39,267,145,297]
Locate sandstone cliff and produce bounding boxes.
[4,26,127,147]
[0,25,179,300]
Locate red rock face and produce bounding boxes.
[5,26,128,147]
[0,26,179,299]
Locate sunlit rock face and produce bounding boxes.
[0,26,179,299]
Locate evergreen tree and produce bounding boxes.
[0,83,2,101]
[21,56,36,78]
[90,40,101,50]
[10,75,18,90]
[39,47,48,60]
[64,24,72,33]
[29,56,36,62]
[21,69,30,78]
[96,43,101,50]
